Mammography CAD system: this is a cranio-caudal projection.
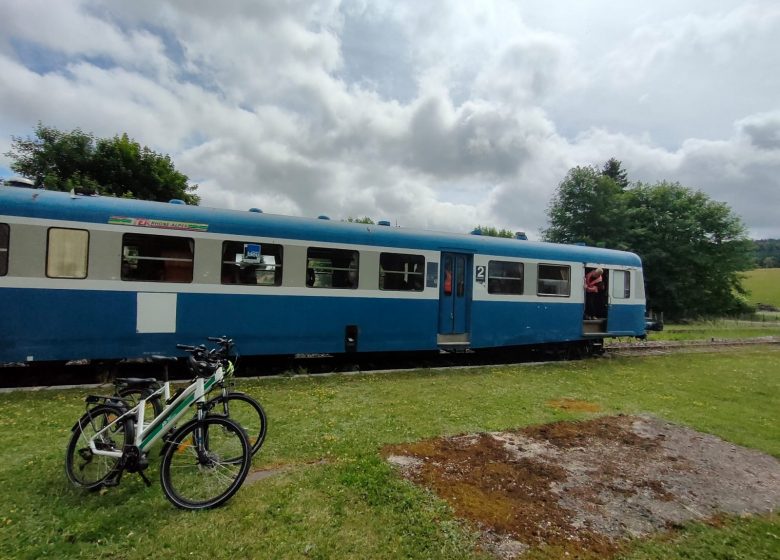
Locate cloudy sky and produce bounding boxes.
[1,0,778,239]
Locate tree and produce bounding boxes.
[5,123,199,204]
[345,217,375,224]
[543,160,753,318]
[601,158,629,188]
[542,165,628,248]
[761,256,778,268]
[623,182,753,318]
[472,226,515,238]
[754,239,780,267]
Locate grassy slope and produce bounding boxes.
[743,268,780,307]
[0,347,778,559]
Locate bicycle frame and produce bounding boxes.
[88,366,225,459]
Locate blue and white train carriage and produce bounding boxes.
[0,185,646,366]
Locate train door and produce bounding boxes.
[438,252,473,336]
[584,264,609,332]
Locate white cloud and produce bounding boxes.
[0,0,778,241]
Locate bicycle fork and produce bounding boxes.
[193,405,214,466]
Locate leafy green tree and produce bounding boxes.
[472,226,515,238]
[754,239,780,267]
[624,182,753,318]
[601,158,629,188]
[345,217,375,224]
[543,159,753,318]
[542,165,628,248]
[5,123,199,204]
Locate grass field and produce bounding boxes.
[648,319,780,341]
[743,268,780,308]
[1,346,778,559]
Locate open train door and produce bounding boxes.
[583,263,610,334]
[437,252,473,350]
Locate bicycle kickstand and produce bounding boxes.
[137,470,152,487]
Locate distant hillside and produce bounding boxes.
[753,239,780,268]
[743,268,780,308]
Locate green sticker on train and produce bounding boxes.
[109,216,208,232]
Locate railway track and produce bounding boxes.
[604,336,780,355]
[2,337,778,391]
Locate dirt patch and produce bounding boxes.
[383,415,780,558]
[546,398,602,413]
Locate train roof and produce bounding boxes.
[0,186,642,266]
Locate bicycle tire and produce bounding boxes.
[160,416,251,510]
[65,404,133,490]
[207,392,267,457]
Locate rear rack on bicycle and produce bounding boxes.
[85,394,127,407]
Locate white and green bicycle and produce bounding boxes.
[65,341,252,510]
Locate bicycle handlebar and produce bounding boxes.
[177,337,235,362]
[207,336,230,343]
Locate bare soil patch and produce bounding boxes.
[383,415,780,558]
[545,398,602,413]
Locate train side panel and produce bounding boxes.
[176,293,439,355]
[0,288,440,362]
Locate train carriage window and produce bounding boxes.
[306,247,358,289]
[379,253,425,291]
[488,261,524,295]
[0,223,8,276]
[613,270,631,299]
[47,228,89,279]
[121,233,193,283]
[537,264,570,297]
[221,241,283,286]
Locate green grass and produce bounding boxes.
[1,347,779,559]
[744,268,780,308]
[647,318,780,341]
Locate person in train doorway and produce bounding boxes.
[584,268,604,320]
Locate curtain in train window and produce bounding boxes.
[487,261,524,295]
[379,253,425,291]
[536,264,571,296]
[306,247,358,289]
[612,270,631,299]
[47,228,89,279]
[221,241,283,286]
[443,255,453,295]
[0,223,8,276]
[121,233,194,283]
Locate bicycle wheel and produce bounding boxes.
[117,387,163,421]
[160,416,251,510]
[208,392,267,456]
[65,404,133,489]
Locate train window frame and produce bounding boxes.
[379,252,425,292]
[0,223,8,276]
[221,240,283,286]
[306,247,359,289]
[121,233,194,283]
[536,264,571,297]
[613,270,631,299]
[487,260,524,295]
[46,227,89,279]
